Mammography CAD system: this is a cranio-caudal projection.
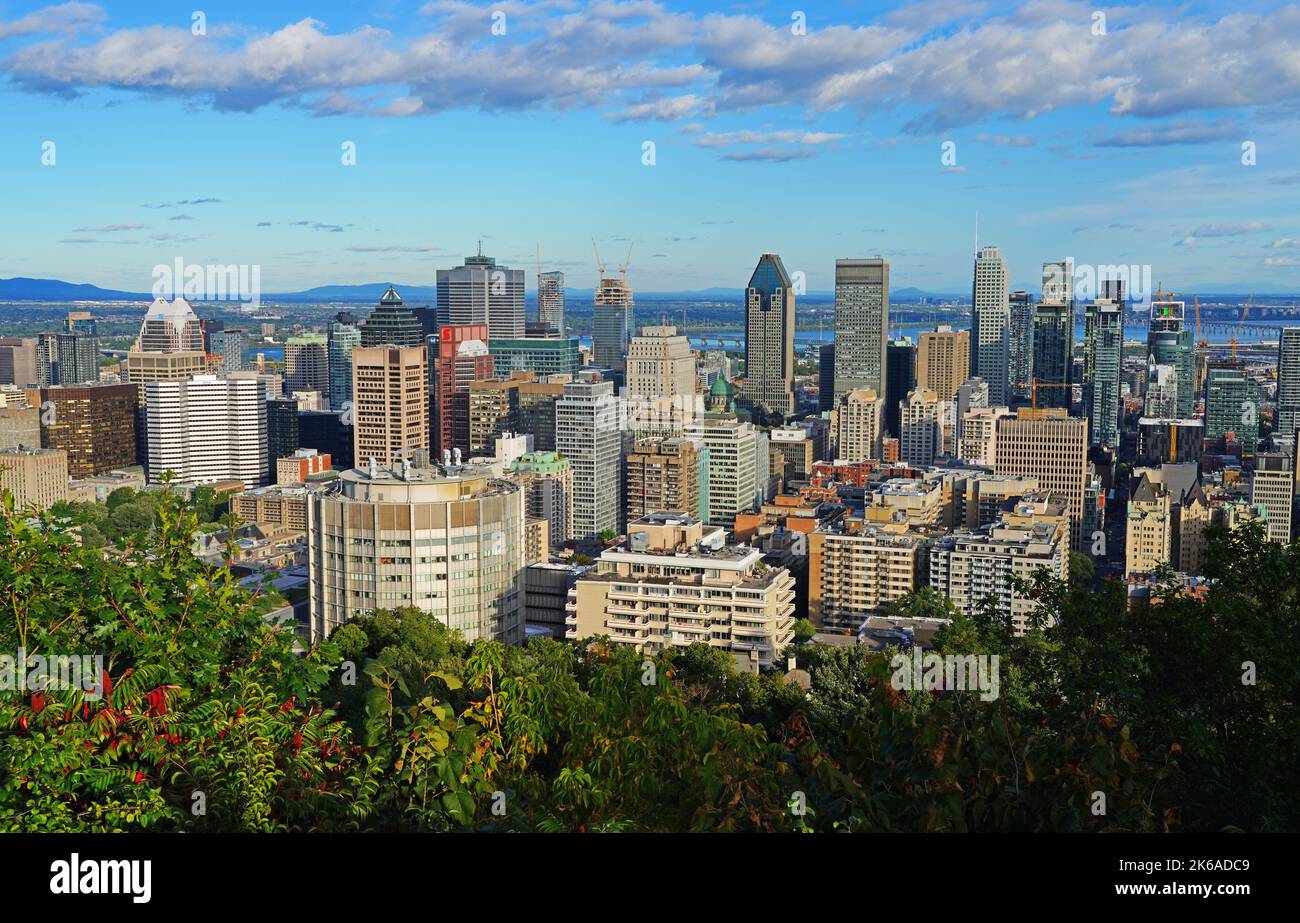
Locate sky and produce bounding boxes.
[1,0,1299,295]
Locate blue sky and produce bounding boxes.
[2,0,1299,294]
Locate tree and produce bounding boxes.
[793,618,817,643]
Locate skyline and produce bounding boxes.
[0,0,1297,293]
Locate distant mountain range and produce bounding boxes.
[0,276,1290,304]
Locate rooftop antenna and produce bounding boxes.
[974,211,980,257]
[477,239,483,257]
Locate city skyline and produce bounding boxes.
[1,1,1298,293]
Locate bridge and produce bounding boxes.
[692,336,745,350]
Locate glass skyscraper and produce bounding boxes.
[743,252,795,419]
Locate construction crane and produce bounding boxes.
[1194,295,1207,349]
[1230,294,1255,359]
[1014,377,1072,409]
[592,238,605,278]
[618,241,633,285]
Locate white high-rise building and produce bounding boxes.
[972,245,1011,404]
[144,375,268,488]
[556,371,621,541]
[685,417,758,528]
[833,388,884,463]
[624,326,698,436]
[1251,453,1294,543]
[899,388,943,467]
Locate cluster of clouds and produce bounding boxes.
[3,0,1300,160]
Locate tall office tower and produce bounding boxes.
[267,398,300,464]
[1031,301,1072,409]
[808,520,929,632]
[1205,365,1262,452]
[430,324,494,457]
[361,286,423,348]
[1276,328,1300,442]
[818,344,835,413]
[210,329,250,375]
[284,334,329,397]
[592,257,634,378]
[1251,453,1294,542]
[437,247,526,339]
[833,257,889,403]
[993,408,1089,549]
[200,318,223,352]
[1144,359,1180,419]
[833,388,884,462]
[899,388,943,467]
[327,313,362,411]
[625,437,705,522]
[1007,290,1034,401]
[556,372,621,541]
[916,327,970,401]
[136,297,205,352]
[537,270,565,333]
[742,253,795,420]
[508,451,573,548]
[1125,473,1173,577]
[625,325,698,435]
[972,245,1011,404]
[143,375,268,488]
[351,345,429,466]
[36,332,100,386]
[306,462,525,644]
[468,376,523,457]
[1147,296,1195,418]
[0,338,39,387]
[684,416,758,528]
[1083,299,1123,449]
[24,383,137,478]
[517,376,568,452]
[66,310,97,335]
[884,338,915,437]
[127,298,208,388]
[568,514,795,667]
[0,446,69,511]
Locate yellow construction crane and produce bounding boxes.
[1231,293,1255,359]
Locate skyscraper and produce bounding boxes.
[1083,299,1123,449]
[135,297,205,353]
[593,268,634,379]
[1031,301,1072,410]
[684,416,758,528]
[625,325,698,436]
[351,345,429,466]
[994,408,1089,549]
[1276,328,1300,442]
[143,375,268,488]
[832,257,889,403]
[1007,290,1034,403]
[1205,364,1262,452]
[327,312,362,411]
[742,253,795,420]
[884,338,916,438]
[25,383,137,478]
[1251,453,1294,542]
[437,247,526,339]
[972,245,1010,404]
[0,338,39,388]
[833,388,884,463]
[537,270,565,333]
[818,344,835,413]
[361,287,423,348]
[37,332,100,386]
[899,388,942,467]
[916,327,970,401]
[284,334,329,397]
[210,329,250,375]
[556,371,621,541]
[430,324,494,457]
[1147,296,1195,418]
